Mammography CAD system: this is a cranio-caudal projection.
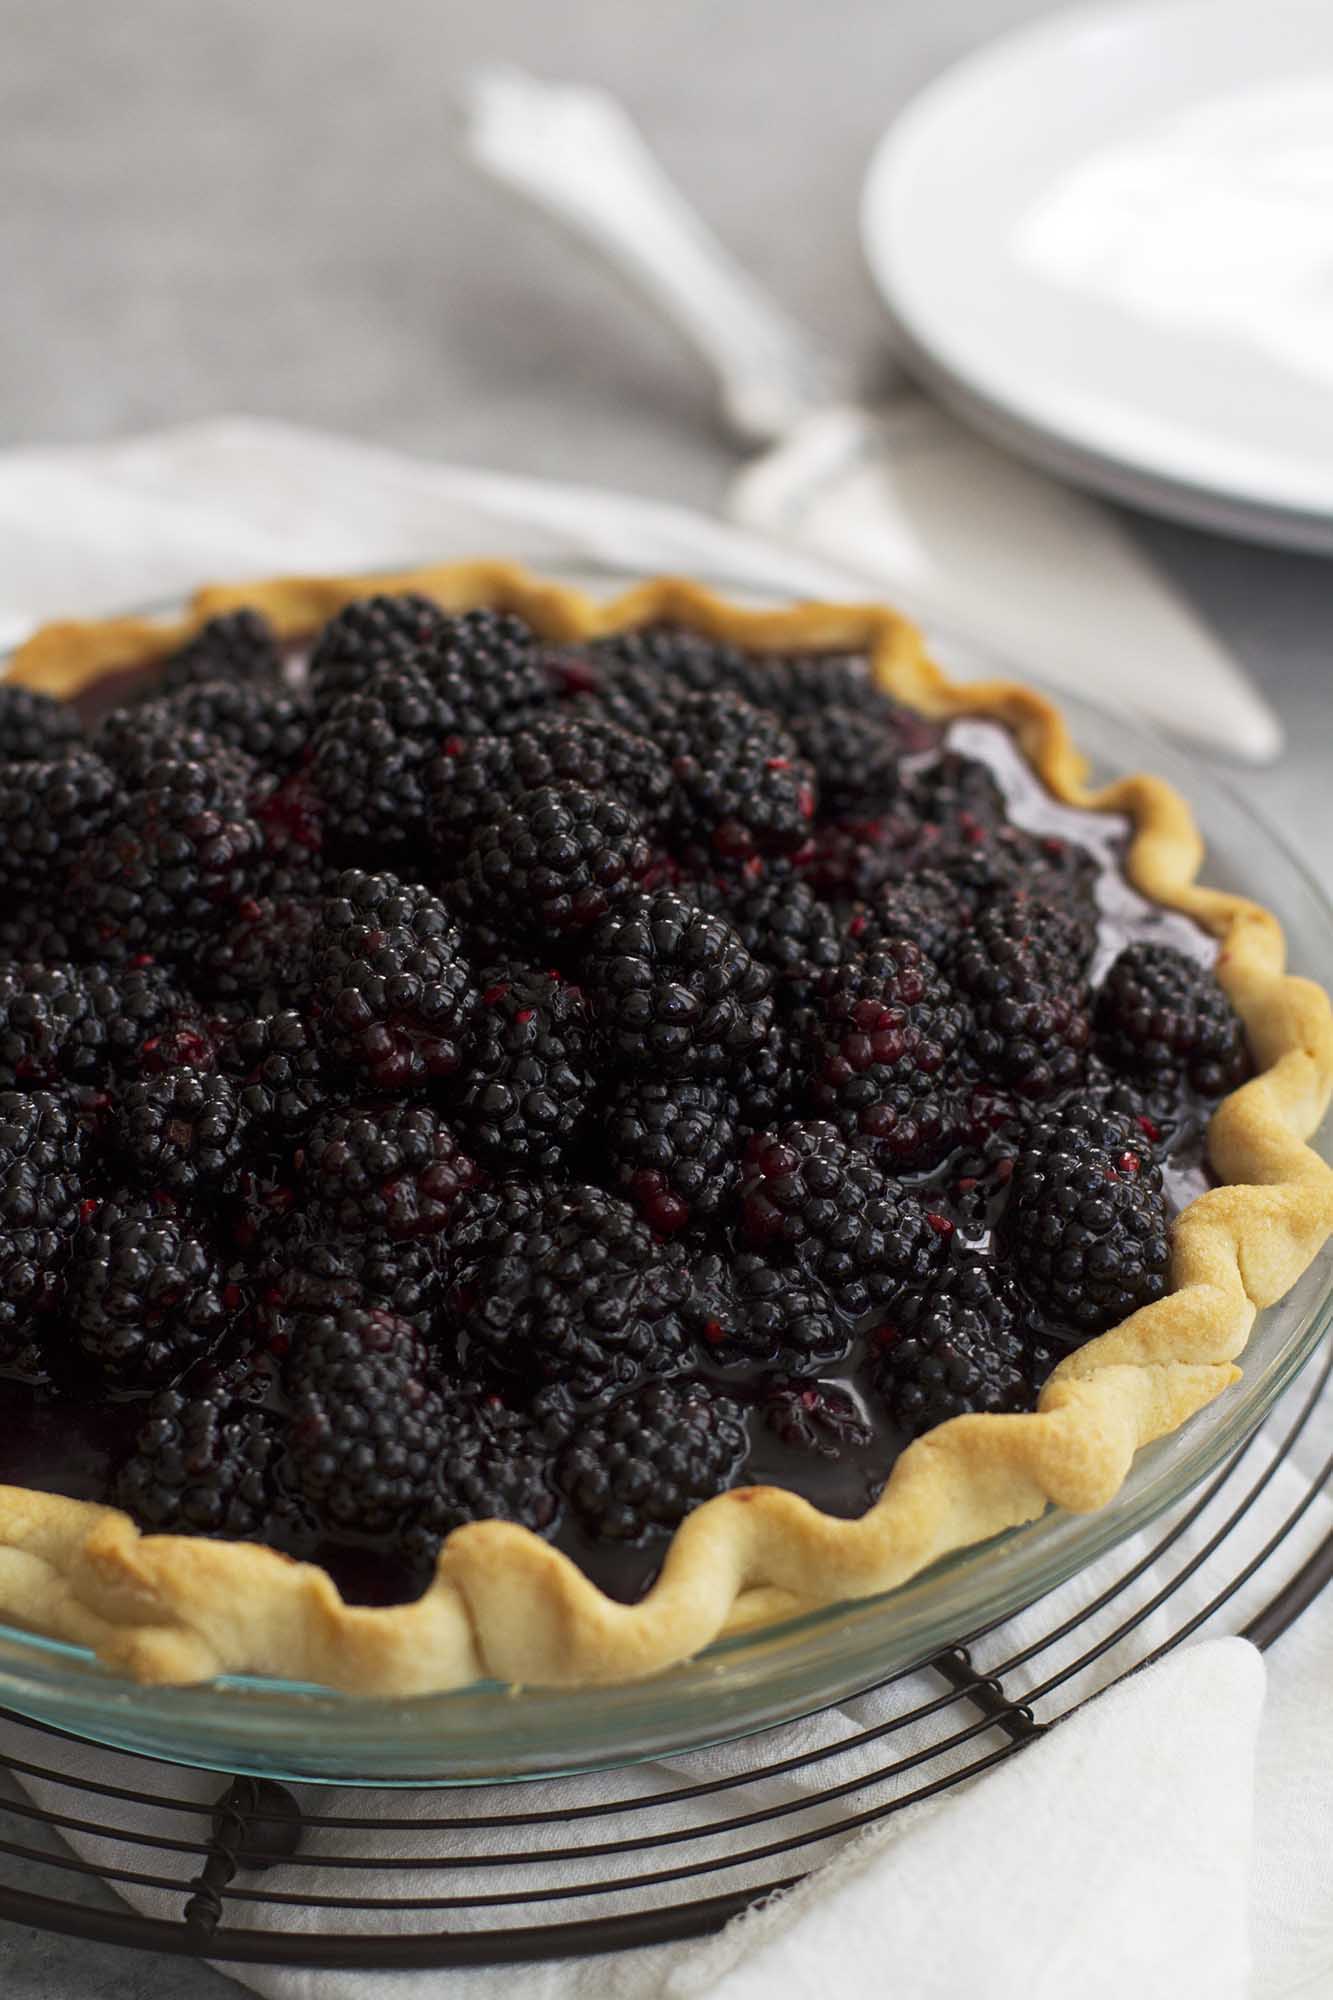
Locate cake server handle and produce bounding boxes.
[462,67,855,444]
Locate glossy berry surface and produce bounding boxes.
[0,685,83,763]
[307,592,446,715]
[309,869,478,1090]
[457,783,651,940]
[450,1182,691,1401]
[110,1067,249,1195]
[1003,1100,1172,1333]
[160,609,283,693]
[455,965,596,1172]
[66,1194,235,1390]
[558,1378,748,1542]
[585,890,775,1078]
[1096,941,1248,1098]
[605,1076,741,1230]
[801,940,967,1164]
[297,1099,479,1240]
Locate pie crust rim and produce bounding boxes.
[1,557,1330,1697]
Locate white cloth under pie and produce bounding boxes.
[0,421,1328,2000]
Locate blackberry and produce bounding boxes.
[846,870,968,968]
[1003,1099,1171,1334]
[796,814,907,903]
[68,1194,234,1389]
[748,651,937,738]
[660,691,816,860]
[787,704,903,819]
[251,1223,444,1346]
[689,1249,845,1367]
[297,1101,479,1240]
[584,891,775,1078]
[141,681,312,774]
[577,662,689,737]
[722,875,846,1014]
[75,962,190,1079]
[974,888,1093,981]
[111,1067,249,1195]
[95,705,259,794]
[444,1176,544,1266]
[762,1379,875,1459]
[218,1010,328,1137]
[0,963,94,1088]
[426,714,671,864]
[979,830,1101,951]
[418,607,553,736]
[455,965,596,1172]
[739,1122,946,1317]
[951,895,1092,1099]
[65,758,262,962]
[0,1224,69,1377]
[308,667,452,860]
[0,753,122,894]
[873,1260,1036,1439]
[605,1077,741,1232]
[354,1234,445,1327]
[907,749,1008,842]
[803,941,967,1164]
[559,1378,748,1542]
[0,685,82,763]
[307,592,446,715]
[1095,942,1248,1097]
[159,609,282,693]
[592,628,928,739]
[199,895,320,1008]
[1080,1055,1184,1160]
[451,1182,690,1400]
[113,1390,294,1542]
[457,784,650,942]
[0,1090,86,1229]
[899,753,1100,939]
[309,869,478,1090]
[733,1022,799,1137]
[401,1393,560,1580]
[253,771,326,881]
[0,903,83,964]
[590,623,772,706]
[285,1306,443,1536]
[131,1006,228,1080]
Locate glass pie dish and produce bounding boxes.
[0,571,1328,1785]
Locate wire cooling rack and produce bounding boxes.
[0,1331,1330,1972]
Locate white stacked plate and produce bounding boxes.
[862,0,1333,550]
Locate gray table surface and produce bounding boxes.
[1,1,1330,1993]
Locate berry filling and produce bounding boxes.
[0,603,1249,1608]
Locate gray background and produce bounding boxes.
[1,0,1329,1993]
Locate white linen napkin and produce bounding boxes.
[0,419,1327,1999]
[0,414,1281,767]
[0,416,878,651]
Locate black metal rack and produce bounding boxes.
[1,1333,1330,1972]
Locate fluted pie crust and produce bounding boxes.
[1,559,1330,1697]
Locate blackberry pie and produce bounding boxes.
[0,560,1327,1696]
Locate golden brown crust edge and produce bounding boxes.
[2,559,1330,1696]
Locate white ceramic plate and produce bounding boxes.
[861,0,1333,550]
